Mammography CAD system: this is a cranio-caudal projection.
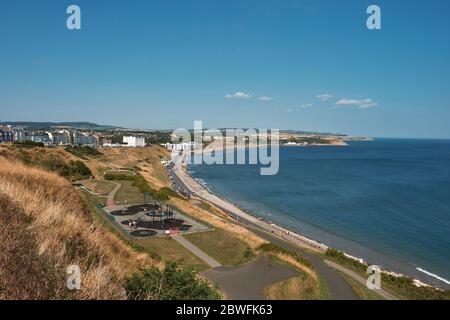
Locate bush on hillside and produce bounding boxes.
[155,187,181,201]
[132,176,156,194]
[40,159,92,180]
[13,141,45,148]
[125,262,221,300]
[325,248,450,300]
[65,146,102,159]
[104,173,136,181]
[104,173,180,201]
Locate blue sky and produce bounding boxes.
[1,0,450,138]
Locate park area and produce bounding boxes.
[101,202,211,238]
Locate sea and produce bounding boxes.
[190,139,450,289]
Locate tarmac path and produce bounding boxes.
[201,256,300,300]
[324,260,398,300]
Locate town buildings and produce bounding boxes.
[123,136,145,147]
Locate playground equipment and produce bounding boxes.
[145,203,175,227]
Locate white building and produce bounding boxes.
[123,136,145,147]
[162,142,199,151]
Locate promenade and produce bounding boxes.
[170,152,328,253]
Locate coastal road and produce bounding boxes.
[167,161,194,197]
[171,153,327,251]
[170,153,359,300]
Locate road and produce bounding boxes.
[170,153,327,251]
[166,161,194,197]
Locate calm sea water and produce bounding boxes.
[190,139,450,288]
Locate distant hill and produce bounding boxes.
[0,121,120,130]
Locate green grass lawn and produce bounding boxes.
[184,229,256,266]
[323,250,450,300]
[135,237,209,271]
[114,180,146,204]
[104,169,136,176]
[79,189,106,207]
[80,179,116,195]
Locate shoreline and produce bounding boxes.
[192,141,351,155]
[171,151,450,290]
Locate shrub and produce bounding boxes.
[104,173,135,181]
[132,176,156,194]
[325,248,450,300]
[40,159,91,180]
[125,262,221,300]
[13,141,44,148]
[155,187,181,201]
[65,146,102,159]
[104,173,180,200]
[69,160,92,177]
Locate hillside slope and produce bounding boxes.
[0,159,152,299]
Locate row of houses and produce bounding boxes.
[1,126,148,148]
[161,142,199,151]
[101,136,146,147]
[0,130,14,143]
[0,129,99,146]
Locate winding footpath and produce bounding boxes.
[106,182,121,208]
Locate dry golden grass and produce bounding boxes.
[268,252,316,279]
[82,146,170,189]
[170,198,267,249]
[79,179,116,195]
[0,159,153,299]
[0,145,79,165]
[264,274,320,300]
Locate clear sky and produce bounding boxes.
[1,0,450,138]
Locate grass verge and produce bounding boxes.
[184,229,256,266]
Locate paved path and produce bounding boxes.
[248,226,358,300]
[106,182,121,208]
[172,235,222,268]
[172,153,327,252]
[324,260,398,300]
[201,256,299,300]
